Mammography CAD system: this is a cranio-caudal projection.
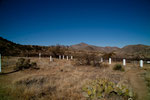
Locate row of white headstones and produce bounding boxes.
[102,58,143,67]
[39,53,144,67]
[0,54,144,73]
[38,53,73,62]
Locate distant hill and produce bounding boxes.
[0,37,71,57]
[0,37,22,56]
[0,37,150,59]
[0,37,50,56]
[116,44,150,59]
[70,43,150,59]
[71,42,120,53]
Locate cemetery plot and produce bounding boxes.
[0,57,150,100]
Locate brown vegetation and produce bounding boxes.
[1,37,150,60]
[0,57,150,100]
[0,37,150,100]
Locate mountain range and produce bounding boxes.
[71,42,120,52]
[71,42,150,58]
[0,37,150,59]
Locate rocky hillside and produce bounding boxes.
[0,37,150,59]
[71,42,120,53]
[0,37,67,57]
[117,44,150,59]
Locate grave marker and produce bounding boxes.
[71,56,73,60]
[59,55,61,59]
[67,56,68,60]
[0,54,1,72]
[101,58,103,62]
[63,55,64,59]
[140,60,143,67]
[109,58,111,64]
[50,56,53,62]
[39,53,41,59]
[147,61,150,64]
[123,59,126,66]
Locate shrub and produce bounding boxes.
[50,45,66,57]
[23,59,31,69]
[144,70,150,91]
[75,53,101,67]
[82,79,135,100]
[14,58,38,71]
[30,62,39,69]
[101,63,109,68]
[113,64,124,71]
[15,58,27,70]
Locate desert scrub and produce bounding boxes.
[144,69,150,92]
[75,53,101,67]
[14,58,39,70]
[113,64,124,71]
[101,63,109,68]
[142,67,150,99]
[82,79,135,100]
[13,75,57,100]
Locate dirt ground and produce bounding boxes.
[0,57,150,100]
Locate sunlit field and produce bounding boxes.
[0,57,150,100]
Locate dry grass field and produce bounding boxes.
[0,57,150,100]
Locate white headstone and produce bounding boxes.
[71,56,73,60]
[63,55,64,59]
[109,58,111,64]
[123,59,126,66]
[140,60,143,67]
[147,61,150,64]
[101,58,103,62]
[0,54,1,72]
[39,53,41,59]
[59,55,61,59]
[50,56,53,62]
[67,56,68,60]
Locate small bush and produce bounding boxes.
[144,70,150,91]
[101,63,109,68]
[75,53,101,67]
[30,62,39,69]
[23,59,31,69]
[113,64,124,71]
[14,58,39,71]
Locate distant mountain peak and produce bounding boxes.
[71,42,121,52]
[78,42,89,46]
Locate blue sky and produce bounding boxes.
[0,0,150,47]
